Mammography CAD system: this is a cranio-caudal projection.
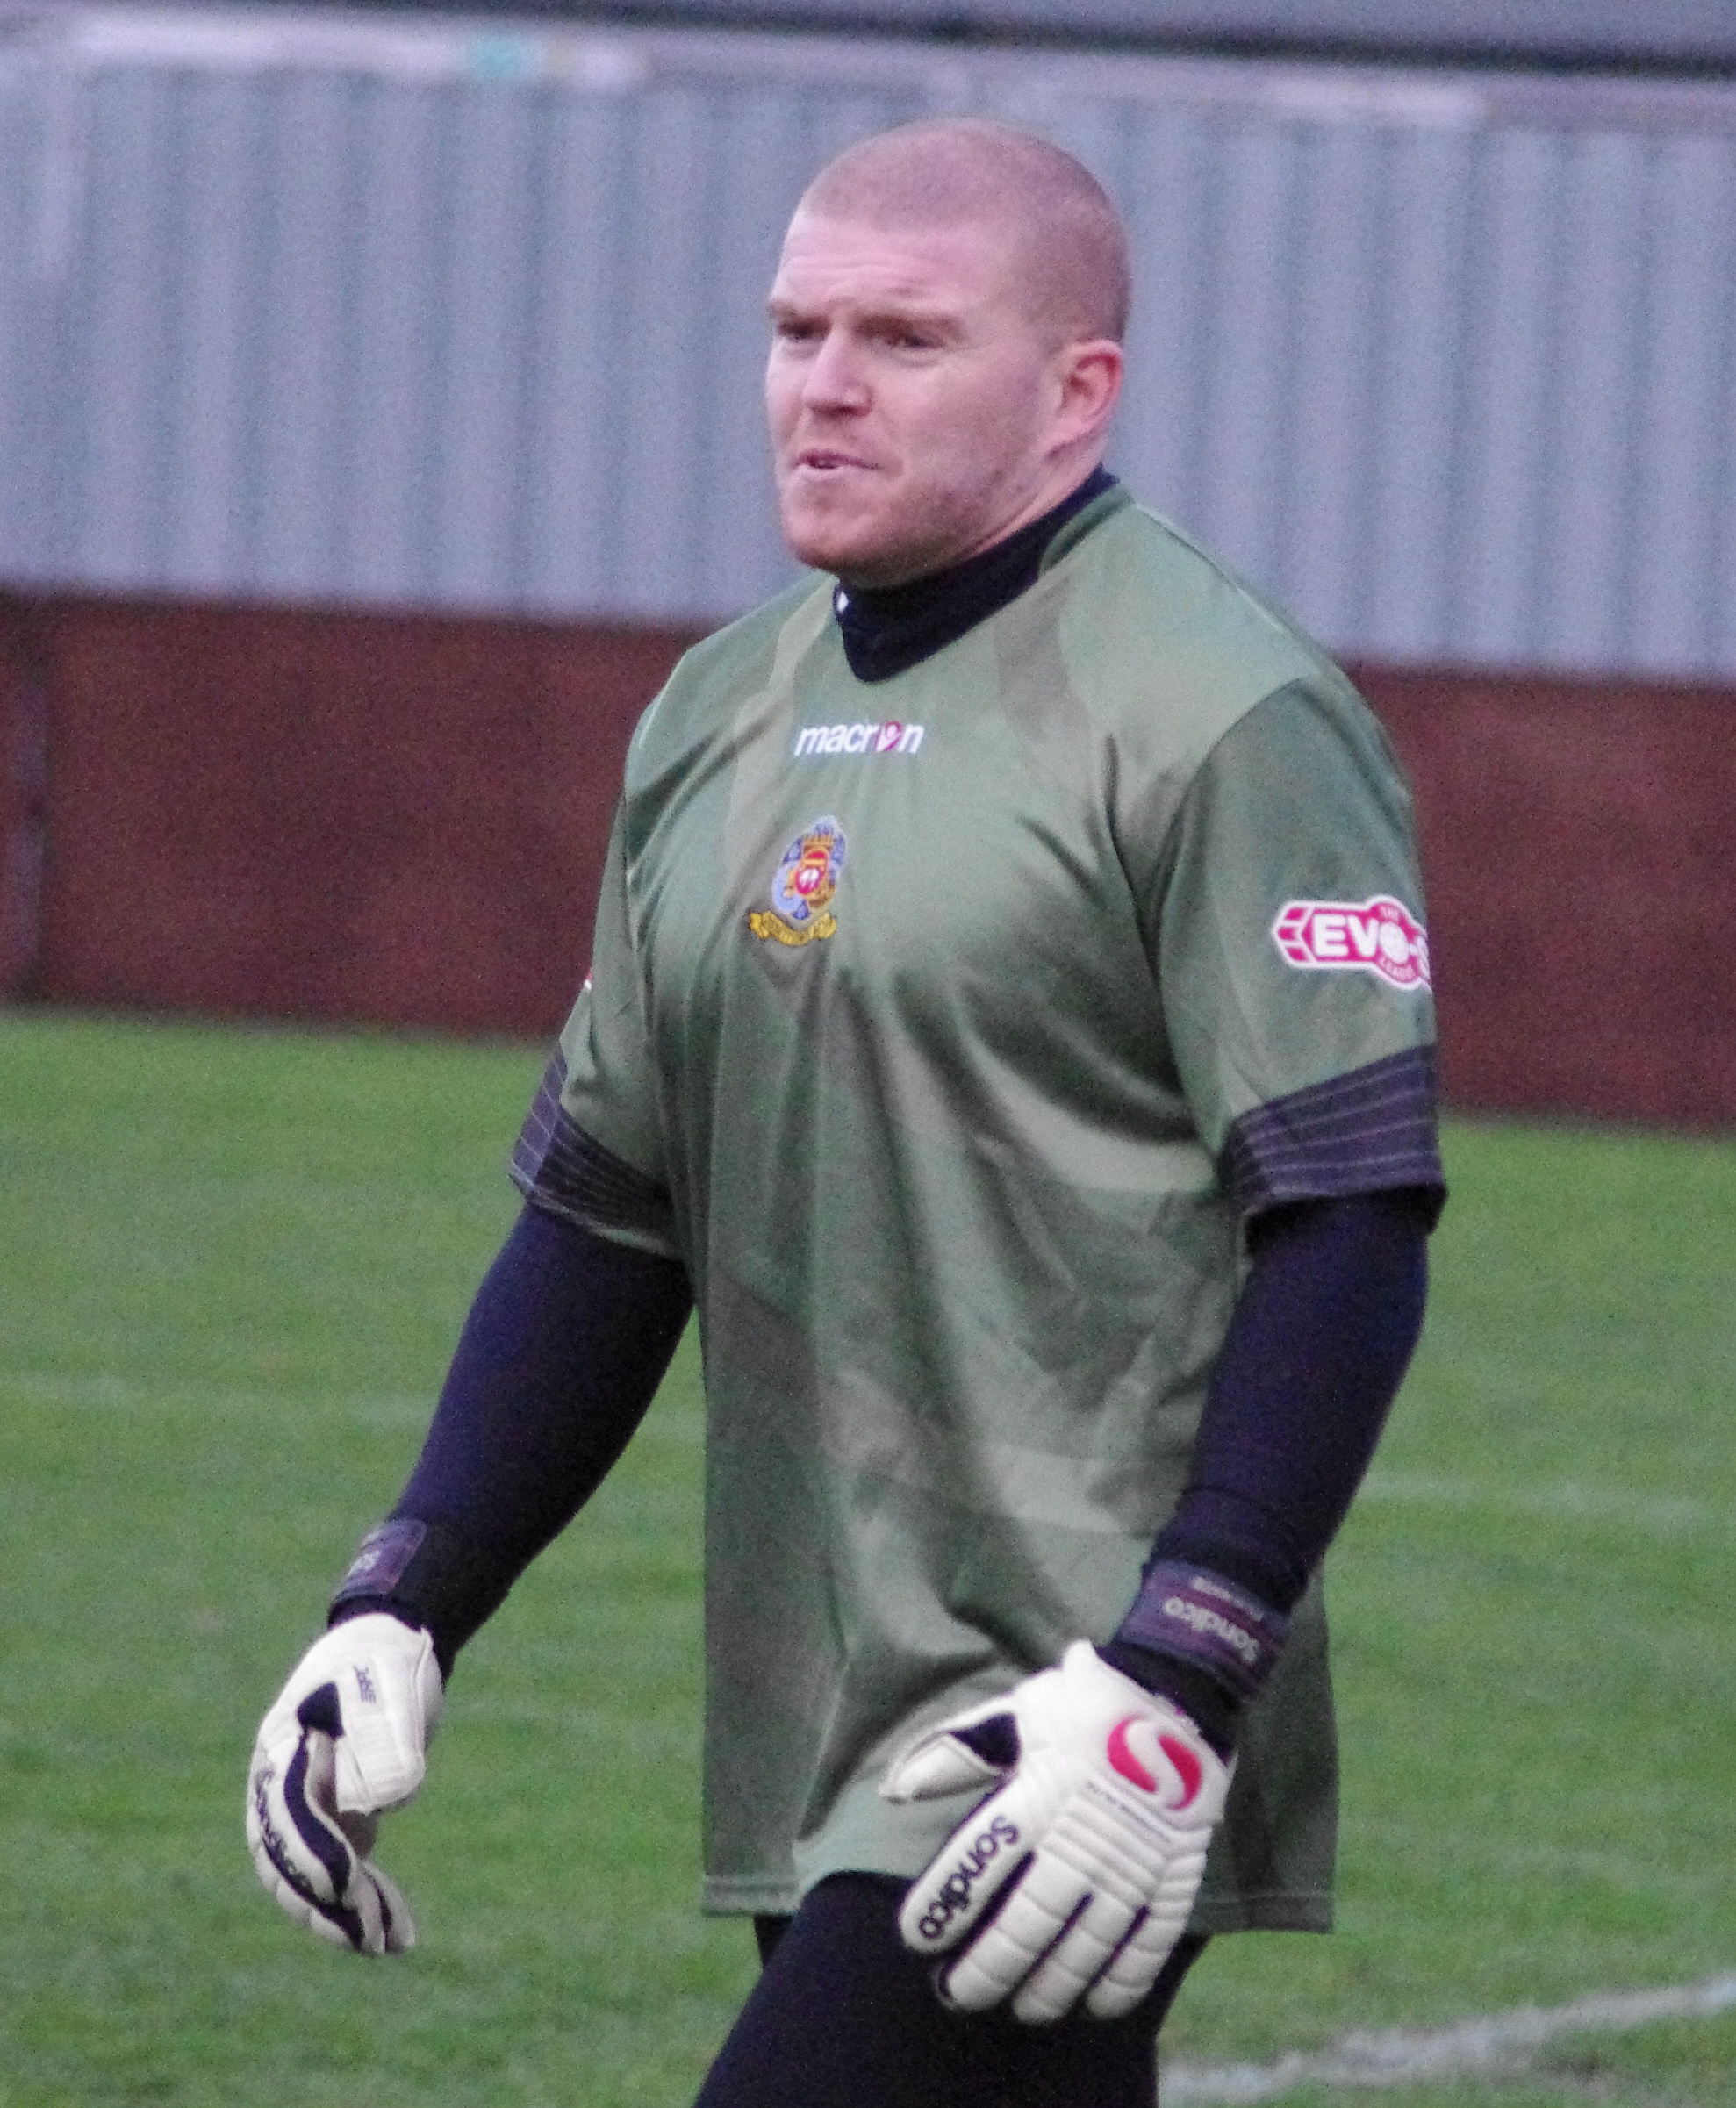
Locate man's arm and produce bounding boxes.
[887,1182,1432,2018]
[246,1201,690,1953]
[330,1201,692,1674]
[893,676,1445,2018]
[1100,1184,1431,1752]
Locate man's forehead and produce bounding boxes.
[770,210,1024,308]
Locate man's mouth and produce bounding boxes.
[795,448,873,472]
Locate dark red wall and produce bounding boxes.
[2,593,1732,1127]
[4,596,704,1037]
[0,599,47,997]
[1354,664,1736,1131]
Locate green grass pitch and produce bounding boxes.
[2,1008,1732,2106]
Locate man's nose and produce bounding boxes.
[801,328,870,410]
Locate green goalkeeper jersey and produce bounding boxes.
[514,486,1441,1928]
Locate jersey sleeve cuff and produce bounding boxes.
[510,1051,681,1256]
[1222,1044,1445,1224]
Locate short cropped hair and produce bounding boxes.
[799,118,1132,344]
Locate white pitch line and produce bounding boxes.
[1163,1973,1736,2104]
[1,1370,432,1421]
[1358,1470,1725,1537]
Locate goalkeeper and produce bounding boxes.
[248,118,1444,2107]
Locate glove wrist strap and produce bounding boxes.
[329,1516,496,1677]
[331,1519,429,1610]
[1111,1559,1289,1706]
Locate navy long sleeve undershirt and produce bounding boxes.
[1151,1187,1429,1612]
[1098,1188,1429,1746]
[336,1207,692,1671]
[338,1187,1429,1695]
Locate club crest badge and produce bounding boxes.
[747,816,847,947]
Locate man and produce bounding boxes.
[248,119,1443,2106]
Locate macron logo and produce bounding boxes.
[1273,895,1430,991]
[793,721,924,758]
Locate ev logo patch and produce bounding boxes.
[1272,896,1430,991]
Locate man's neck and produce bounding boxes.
[832,465,1116,684]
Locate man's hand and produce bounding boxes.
[883,1640,1230,2023]
[246,1612,443,1954]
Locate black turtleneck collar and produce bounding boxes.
[832,466,1117,684]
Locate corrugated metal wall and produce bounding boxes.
[58,0,1736,68]
[2,5,1734,678]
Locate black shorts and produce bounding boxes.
[693,1872,1207,2108]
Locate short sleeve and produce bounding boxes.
[510,802,684,1261]
[1154,678,1445,1223]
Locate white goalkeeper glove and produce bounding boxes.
[246,1612,443,1954]
[883,1639,1230,2023]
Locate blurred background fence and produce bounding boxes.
[1,4,1732,1121]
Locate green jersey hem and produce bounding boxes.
[699,1870,1333,1936]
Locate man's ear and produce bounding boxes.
[1052,339,1123,453]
